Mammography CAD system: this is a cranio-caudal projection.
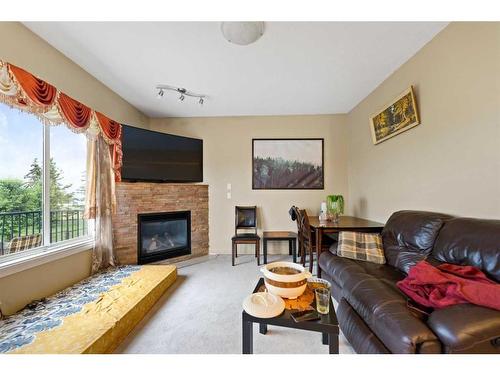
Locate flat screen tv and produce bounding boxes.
[121,125,203,183]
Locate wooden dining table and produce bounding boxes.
[308,215,385,277]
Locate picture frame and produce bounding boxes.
[252,138,324,190]
[369,86,420,145]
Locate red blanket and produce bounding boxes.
[397,261,500,311]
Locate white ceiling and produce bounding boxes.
[24,22,447,118]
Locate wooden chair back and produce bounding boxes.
[298,209,316,271]
[235,206,258,235]
[291,205,301,232]
[299,209,313,245]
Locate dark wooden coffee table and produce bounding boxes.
[242,278,339,354]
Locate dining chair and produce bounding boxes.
[298,210,316,272]
[231,206,260,266]
[298,209,332,273]
[293,207,318,268]
[290,206,302,261]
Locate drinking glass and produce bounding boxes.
[315,287,331,314]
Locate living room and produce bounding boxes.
[1,1,499,373]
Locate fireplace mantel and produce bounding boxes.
[113,182,209,264]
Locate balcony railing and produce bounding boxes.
[0,209,88,255]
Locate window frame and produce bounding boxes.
[0,110,94,271]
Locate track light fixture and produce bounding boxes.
[156,85,207,106]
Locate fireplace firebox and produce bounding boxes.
[137,211,191,264]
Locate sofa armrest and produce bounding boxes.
[428,304,500,353]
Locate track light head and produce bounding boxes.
[156,85,207,106]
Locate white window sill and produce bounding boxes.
[0,237,94,279]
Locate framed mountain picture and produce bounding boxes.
[369,86,420,145]
[252,138,324,189]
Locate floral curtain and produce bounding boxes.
[85,133,116,272]
[0,60,122,271]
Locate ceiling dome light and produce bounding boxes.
[221,22,264,46]
[179,94,185,102]
[157,89,164,99]
[199,98,204,105]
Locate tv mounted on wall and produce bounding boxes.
[121,125,203,183]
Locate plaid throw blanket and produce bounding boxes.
[336,231,386,264]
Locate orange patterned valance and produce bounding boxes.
[95,111,122,143]
[58,93,92,130]
[9,64,58,109]
[0,60,122,181]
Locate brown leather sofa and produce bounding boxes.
[319,210,500,354]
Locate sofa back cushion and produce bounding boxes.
[382,210,453,274]
[432,217,500,282]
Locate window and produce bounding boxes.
[50,126,88,244]
[0,102,91,261]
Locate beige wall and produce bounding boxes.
[347,22,500,223]
[149,115,349,254]
[0,22,147,315]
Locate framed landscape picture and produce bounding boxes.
[369,86,420,145]
[252,138,324,190]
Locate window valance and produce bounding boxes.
[0,60,123,181]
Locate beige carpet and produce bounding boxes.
[116,254,355,354]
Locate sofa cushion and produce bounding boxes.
[432,217,500,282]
[321,248,405,289]
[382,210,453,274]
[319,249,365,288]
[427,304,500,353]
[342,271,441,353]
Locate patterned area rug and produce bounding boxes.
[0,266,141,353]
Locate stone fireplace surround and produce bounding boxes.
[113,182,209,265]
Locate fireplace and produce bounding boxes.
[137,211,191,264]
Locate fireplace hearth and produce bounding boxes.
[137,211,191,264]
